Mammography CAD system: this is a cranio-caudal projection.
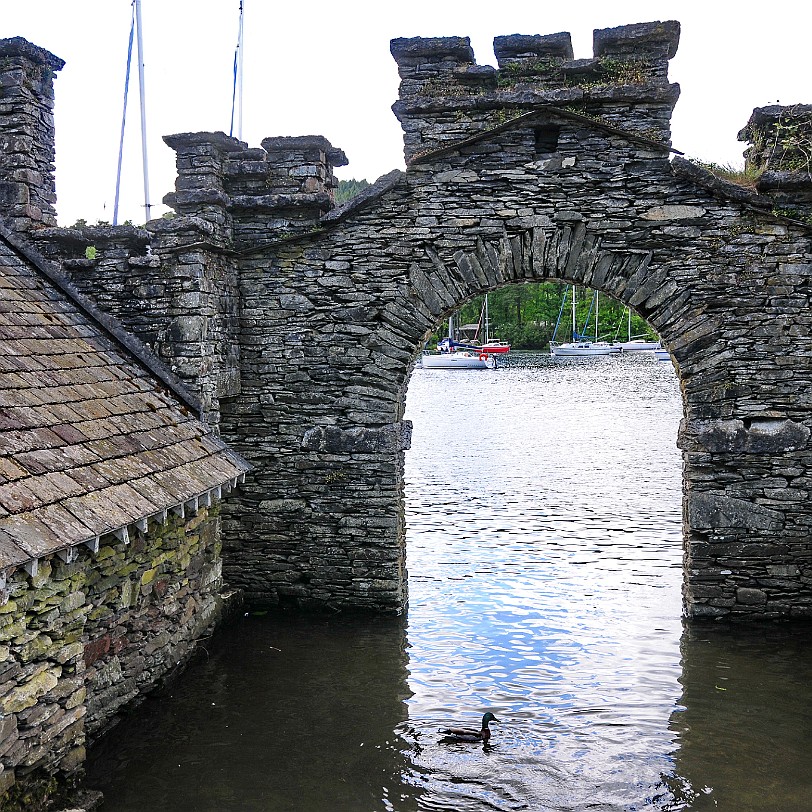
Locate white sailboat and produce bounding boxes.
[420,352,493,369]
[550,287,619,357]
[420,312,494,369]
[614,307,661,351]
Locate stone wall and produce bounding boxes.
[0,509,228,811]
[211,22,812,620]
[31,217,241,430]
[739,104,812,222]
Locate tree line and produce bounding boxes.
[437,284,658,350]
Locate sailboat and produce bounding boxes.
[435,295,510,355]
[421,313,494,369]
[614,307,661,351]
[550,287,619,357]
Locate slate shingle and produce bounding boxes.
[0,234,250,568]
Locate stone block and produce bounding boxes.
[736,587,767,605]
[1,667,60,713]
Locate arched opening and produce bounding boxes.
[400,282,685,803]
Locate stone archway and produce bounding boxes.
[40,21,808,620]
[210,22,811,621]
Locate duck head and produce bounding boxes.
[481,711,499,728]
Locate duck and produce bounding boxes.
[439,711,499,743]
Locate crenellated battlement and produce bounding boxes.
[391,21,681,164]
[162,132,348,245]
[738,105,812,217]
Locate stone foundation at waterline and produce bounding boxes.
[0,509,227,810]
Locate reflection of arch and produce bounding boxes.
[668,624,811,806]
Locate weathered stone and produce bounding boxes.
[2,667,60,713]
[736,587,767,605]
[687,492,783,532]
[642,204,706,220]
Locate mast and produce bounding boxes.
[595,291,599,342]
[236,1,244,140]
[113,5,136,226]
[628,306,632,342]
[484,294,490,344]
[134,0,151,221]
[571,286,577,341]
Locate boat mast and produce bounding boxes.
[484,294,490,344]
[113,4,136,227]
[237,2,244,140]
[628,306,632,342]
[595,291,599,342]
[134,0,151,221]
[571,286,577,341]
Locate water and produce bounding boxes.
[86,352,812,811]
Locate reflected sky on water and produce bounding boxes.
[87,352,812,811]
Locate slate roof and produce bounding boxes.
[0,227,250,573]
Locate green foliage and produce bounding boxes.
[84,245,97,260]
[335,178,370,205]
[431,282,657,350]
[689,158,761,188]
[496,55,650,90]
[771,206,812,226]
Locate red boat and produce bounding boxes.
[482,341,511,354]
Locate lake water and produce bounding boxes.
[86,352,812,811]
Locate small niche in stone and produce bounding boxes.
[534,125,561,155]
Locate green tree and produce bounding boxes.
[335,178,370,205]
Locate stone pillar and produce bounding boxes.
[155,132,249,426]
[0,37,64,233]
[162,131,246,240]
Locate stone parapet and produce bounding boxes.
[739,105,812,221]
[162,131,247,240]
[38,220,241,429]
[391,21,680,164]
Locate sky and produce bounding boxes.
[2,0,810,226]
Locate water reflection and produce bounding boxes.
[87,613,422,811]
[667,623,812,811]
[86,352,812,811]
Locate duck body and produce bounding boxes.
[440,711,499,743]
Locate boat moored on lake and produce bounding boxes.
[420,351,494,369]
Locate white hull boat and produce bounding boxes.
[654,349,670,362]
[550,287,619,358]
[616,339,661,351]
[420,351,493,369]
[550,341,619,357]
[613,308,661,351]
